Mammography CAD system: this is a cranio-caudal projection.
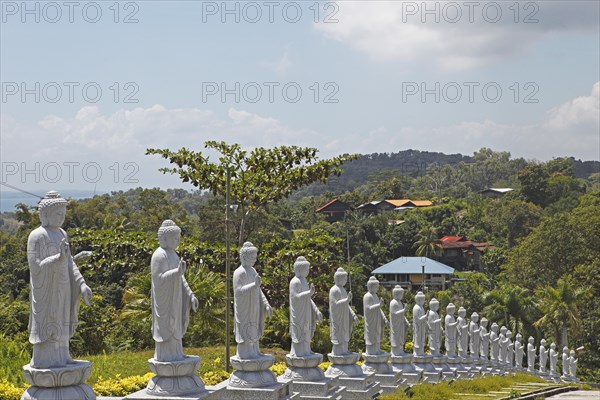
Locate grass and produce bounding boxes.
[0,341,288,386]
[380,373,554,400]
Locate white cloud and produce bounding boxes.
[261,46,292,75]
[2,82,597,192]
[316,1,599,70]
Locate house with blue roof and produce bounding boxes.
[371,256,455,291]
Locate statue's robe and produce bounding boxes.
[515,340,524,367]
[506,339,514,365]
[233,265,269,346]
[549,349,558,373]
[498,334,508,362]
[329,285,354,345]
[457,317,469,356]
[444,315,458,356]
[427,311,442,355]
[527,343,536,370]
[412,304,426,356]
[469,321,480,356]
[151,247,193,361]
[289,276,318,354]
[569,356,577,378]
[390,299,409,350]
[27,227,86,368]
[490,331,499,360]
[479,326,489,358]
[562,352,569,376]
[539,346,548,372]
[363,292,385,349]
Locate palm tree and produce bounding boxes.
[534,275,585,349]
[483,285,537,336]
[121,261,226,345]
[414,226,443,259]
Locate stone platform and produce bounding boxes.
[125,356,208,399]
[206,354,292,400]
[324,353,380,399]
[390,354,421,386]
[21,360,96,400]
[413,355,442,383]
[282,353,344,399]
[362,353,402,394]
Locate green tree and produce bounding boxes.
[414,226,442,259]
[534,275,586,349]
[146,141,358,243]
[483,285,537,337]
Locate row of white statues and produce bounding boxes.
[22,193,581,400]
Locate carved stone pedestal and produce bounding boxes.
[209,355,291,400]
[125,356,208,400]
[281,353,344,399]
[412,355,442,383]
[545,372,561,383]
[432,356,455,381]
[324,353,380,399]
[390,355,421,386]
[21,360,96,400]
[362,353,402,394]
[454,357,474,379]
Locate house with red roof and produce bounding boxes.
[439,235,493,271]
[315,198,350,222]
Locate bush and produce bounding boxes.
[202,370,230,385]
[270,362,287,376]
[93,372,153,396]
[0,380,24,400]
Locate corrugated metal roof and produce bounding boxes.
[371,257,455,275]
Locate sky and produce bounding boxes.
[1,0,599,195]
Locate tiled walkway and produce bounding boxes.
[545,391,600,399]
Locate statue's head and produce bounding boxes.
[429,297,439,312]
[158,220,181,250]
[471,312,479,322]
[240,242,258,267]
[480,317,488,327]
[563,346,569,353]
[334,267,348,286]
[458,306,466,317]
[541,339,547,346]
[570,349,575,356]
[38,191,68,228]
[392,285,405,300]
[529,336,534,344]
[415,291,425,306]
[500,326,507,334]
[550,342,556,350]
[491,322,498,332]
[293,256,310,278]
[506,330,512,339]
[366,276,379,293]
[446,302,455,315]
[516,333,522,341]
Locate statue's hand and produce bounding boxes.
[191,295,199,312]
[178,259,187,274]
[309,284,315,296]
[59,239,69,260]
[353,314,359,324]
[384,317,389,327]
[255,274,261,287]
[317,309,323,322]
[81,284,92,305]
[347,291,352,302]
[266,304,273,320]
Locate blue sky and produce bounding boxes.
[1,0,599,193]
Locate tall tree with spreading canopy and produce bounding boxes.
[147,141,359,243]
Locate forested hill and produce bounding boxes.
[295,149,599,197]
